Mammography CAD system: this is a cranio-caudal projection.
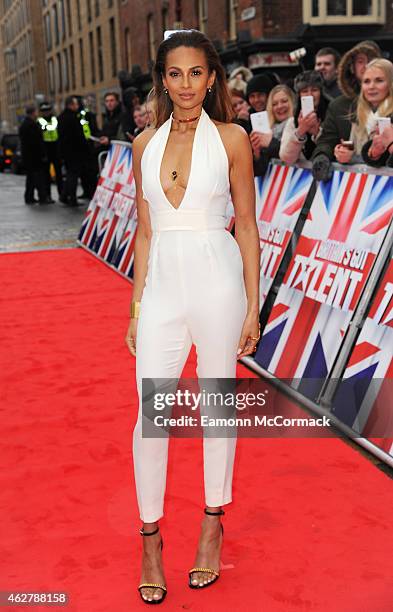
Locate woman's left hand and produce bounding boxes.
[237,313,261,359]
[250,131,273,150]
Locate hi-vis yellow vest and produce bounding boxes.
[38,116,58,142]
[79,109,92,140]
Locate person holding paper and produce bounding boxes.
[360,59,393,167]
[249,84,295,177]
[280,71,330,165]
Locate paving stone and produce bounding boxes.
[0,172,88,252]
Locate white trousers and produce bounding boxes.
[132,229,247,523]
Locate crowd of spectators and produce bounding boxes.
[226,41,393,180]
[18,39,393,207]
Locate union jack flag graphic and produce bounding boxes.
[256,163,313,305]
[111,216,138,278]
[78,203,103,248]
[78,180,116,247]
[94,196,137,261]
[101,142,123,180]
[78,142,136,263]
[111,145,133,187]
[333,258,393,457]
[254,169,393,399]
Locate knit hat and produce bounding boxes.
[246,74,275,100]
[39,101,53,112]
[294,70,324,93]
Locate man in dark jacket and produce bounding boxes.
[99,92,123,148]
[314,47,342,101]
[19,105,53,205]
[58,95,91,206]
[311,41,381,181]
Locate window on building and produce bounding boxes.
[227,0,237,41]
[87,0,92,23]
[53,4,59,45]
[124,27,132,72]
[63,48,69,90]
[56,52,62,92]
[175,0,182,21]
[198,0,208,33]
[66,0,72,36]
[95,0,100,18]
[89,30,96,84]
[109,17,117,77]
[79,38,85,87]
[44,13,52,51]
[97,26,104,81]
[162,6,169,35]
[48,58,55,94]
[147,14,156,63]
[76,0,81,30]
[70,44,76,89]
[44,12,52,50]
[303,0,385,23]
[60,0,66,40]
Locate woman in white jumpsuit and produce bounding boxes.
[126,30,260,604]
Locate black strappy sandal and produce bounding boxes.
[138,526,167,604]
[188,508,225,589]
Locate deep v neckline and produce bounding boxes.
[157,109,204,212]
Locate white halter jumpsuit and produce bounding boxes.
[133,107,248,522]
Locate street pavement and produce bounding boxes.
[0,171,89,253]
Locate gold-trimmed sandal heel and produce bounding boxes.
[188,508,224,589]
[138,526,167,604]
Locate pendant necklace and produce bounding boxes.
[170,113,200,191]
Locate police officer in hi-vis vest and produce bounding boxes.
[38,101,63,201]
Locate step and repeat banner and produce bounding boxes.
[78,142,138,277]
[253,165,393,460]
[77,146,393,462]
[254,170,393,393]
[255,163,313,306]
[332,255,393,457]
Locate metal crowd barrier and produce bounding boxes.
[77,141,393,467]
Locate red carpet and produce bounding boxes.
[1,247,392,612]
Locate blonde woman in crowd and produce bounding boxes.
[361,58,393,167]
[335,58,393,165]
[250,84,295,177]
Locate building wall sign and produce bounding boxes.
[241,7,256,21]
[248,51,300,68]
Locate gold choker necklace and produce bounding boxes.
[172,114,200,123]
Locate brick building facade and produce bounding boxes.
[118,0,392,94]
[0,0,48,130]
[41,0,121,120]
[1,0,391,130]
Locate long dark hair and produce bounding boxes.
[152,30,234,127]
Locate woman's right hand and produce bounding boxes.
[125,318,138,356]
[334,143,353,164]
[297,111,319,137]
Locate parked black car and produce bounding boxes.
[0,133,24,173]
